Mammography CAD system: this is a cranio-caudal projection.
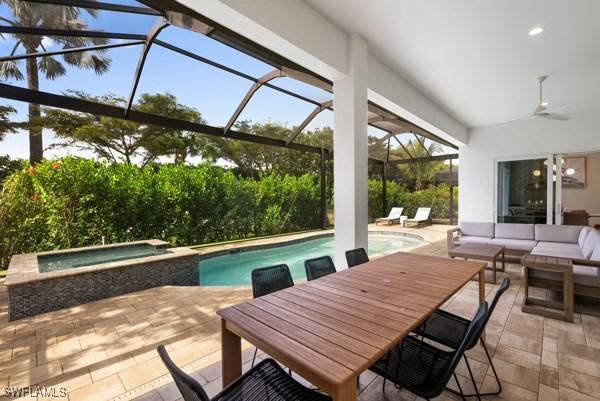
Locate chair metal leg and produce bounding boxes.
[453,372,468,401]
[251,347,258,368]
[462,355,482,401]
[481,341,502,396]
[446,342,501,398]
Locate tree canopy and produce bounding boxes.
[44,92,206,165]
[0,105,17,141]
[39,90,448,187]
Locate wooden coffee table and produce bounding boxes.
[448,243,505,284]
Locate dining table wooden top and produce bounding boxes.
[217,251,487,401]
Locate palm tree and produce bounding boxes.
[400,138,444,190]
[0,1,111,163]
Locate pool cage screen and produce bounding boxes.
[0,0,458,226]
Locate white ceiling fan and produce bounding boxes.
[531,75,571,121]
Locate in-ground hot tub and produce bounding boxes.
[6,240,200,321]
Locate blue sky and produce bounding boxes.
[0,2,452,161]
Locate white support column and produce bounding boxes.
[333,34,368,268]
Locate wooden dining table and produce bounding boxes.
[217,252,487,401]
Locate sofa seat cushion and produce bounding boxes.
[460,222,494,238]
[495,223,535,240]
[489,238,537,251]
[456,236,492,245]
[527,265,600,288]
[531,244,585,260]
[535,225,583,244]
[535,242,583,251]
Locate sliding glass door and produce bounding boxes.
[497,157,554,224]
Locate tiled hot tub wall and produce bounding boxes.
[7,243,200,321]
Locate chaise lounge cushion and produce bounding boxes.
[456,236,492,245]
[495,223,535,240]
[528,265,600,288]
[489,238,537,251]
[460,222,494,238]
[535,225,583,244]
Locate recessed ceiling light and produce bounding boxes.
[528,26,545,36]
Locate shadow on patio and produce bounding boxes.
[1,236,599,401]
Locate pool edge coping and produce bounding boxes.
[197,230,425,262]
[6,241,198,286]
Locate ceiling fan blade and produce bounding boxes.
[535,112,571,121]
[545,104,568,113]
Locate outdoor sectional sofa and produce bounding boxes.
[447,222,600,299]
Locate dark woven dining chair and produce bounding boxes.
[250,264,294,368]
[345,248,369,268]
[369,302,489,401]
[251,264,294,299]
[157,345,331,401]
[305,256,336,281]
[413,277,510,398]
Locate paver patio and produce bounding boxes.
[1,227,599,401]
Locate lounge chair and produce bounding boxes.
[403,207,432,227]
[375,207,404,225]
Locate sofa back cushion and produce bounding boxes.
[535,225,582,244]
[495,223,534,240]
[460,222,494,238]
[579,227,593,248]
[584,230,600,259]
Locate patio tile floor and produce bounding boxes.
[0,227,599,401]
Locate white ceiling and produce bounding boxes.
[304,0,600,128]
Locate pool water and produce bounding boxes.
[39,244,168,272]
[199,234,422,286]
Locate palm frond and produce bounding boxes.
[0,60,24,81]
[38,56,67,79]
[63,50,110,75]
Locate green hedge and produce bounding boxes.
[0,157,458,268]
[0,158,321,267]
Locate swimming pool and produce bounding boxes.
[199,233,422,286]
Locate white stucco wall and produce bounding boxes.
[459,108,600,222]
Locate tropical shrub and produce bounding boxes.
[0,158,321,267]
[0,155,22,186]
[0,157,457,268]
